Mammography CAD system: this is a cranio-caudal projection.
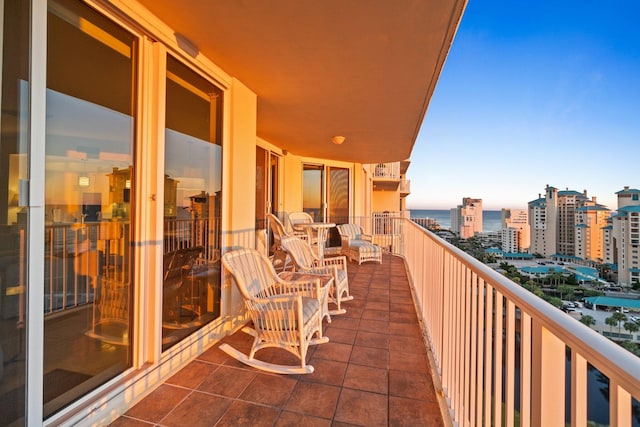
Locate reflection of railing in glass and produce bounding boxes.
[164,218,221,263]
[161,217,222,350]
[43,222,129,315]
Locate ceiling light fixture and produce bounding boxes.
[332,135,346,145]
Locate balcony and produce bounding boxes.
[400,179,411,196]
[112,253,445,426]
[372,163,401,192]
[112,218,640,426]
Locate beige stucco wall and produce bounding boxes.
[372,189,400,213]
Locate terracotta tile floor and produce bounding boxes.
[111,254,444,426]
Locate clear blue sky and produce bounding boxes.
[407,1,640,211]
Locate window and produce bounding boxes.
[162,56,223,350]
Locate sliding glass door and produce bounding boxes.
[327,167,349,223]
[302,164,350,223]
[162,55,223,350]
[0,0,30,423]
[302,164,324,221]
[43,0,136,418]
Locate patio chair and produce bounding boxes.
[266,213,292,272]
[280,235,353,315]
[219,247,329,374]
[336,223,382,265]
[287,211,317,245]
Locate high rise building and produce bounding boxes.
[574,199,610,262]
[528,185,601,258]
[451,197,482,238]
[501,208,529,253]
[609,187,640,286]
[529,186,557,257]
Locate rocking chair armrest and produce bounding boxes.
[359,233,373,242]
[304,265,338,280]
[280,277,327,296]
[319,255,347,270]
[251,293,300,306]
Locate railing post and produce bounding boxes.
[493,291,504,427]
[531,322,565,426]
[504,300,516,427]
[520,312,532,427]
[610,379,632,427]
[483,284,493,425]
[571,351,587,427]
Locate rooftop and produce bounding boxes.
[110,255,445,426]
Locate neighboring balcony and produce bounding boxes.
[400,179,411,196]
[372,162,401,191]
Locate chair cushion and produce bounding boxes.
[254,297,319,331]
[350,239,377,249]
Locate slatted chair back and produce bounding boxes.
[280,235,318,269]
[336,223,363,241]
[266,213,288,247]
[221,247,282,301]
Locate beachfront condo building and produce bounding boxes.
[528,185,600,258]
[451,197,482,239]
[501,208,530,253]
[575,200,610,263]
[609,187,640,286]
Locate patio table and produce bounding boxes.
[297,222,335,260]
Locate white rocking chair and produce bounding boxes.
[280,235,353,315]
[220,247,329,374]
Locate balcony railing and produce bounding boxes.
[400,178,411,194]
[373,162,401,179]
[398,218,640,426]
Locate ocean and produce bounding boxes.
[410,209,503,232]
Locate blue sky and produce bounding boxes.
[407,1,640,211]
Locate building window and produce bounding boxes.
[162,55,223,350]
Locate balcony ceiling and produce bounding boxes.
[136,0,466,164]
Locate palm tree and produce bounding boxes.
[557,285,574,300]
[612,312,628,336]
[624,321,639,336]
[580,315,596,327]
[605,315,619,334]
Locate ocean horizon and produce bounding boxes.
[410,209,502,232]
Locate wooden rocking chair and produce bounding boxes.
[220,248,330,374]
[280,235,353,315]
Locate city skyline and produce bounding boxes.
[406,1,640,211]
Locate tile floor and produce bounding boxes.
[110,254,445,426]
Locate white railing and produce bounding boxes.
[400,179,411,194]
[373,162,400,179]
[400,219,640,427]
